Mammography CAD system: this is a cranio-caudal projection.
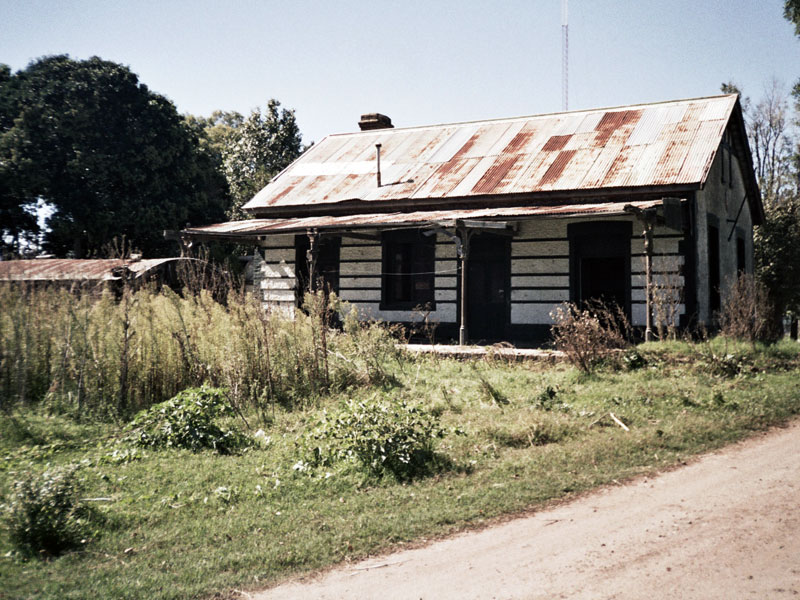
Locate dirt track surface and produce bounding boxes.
[256,422,800,599]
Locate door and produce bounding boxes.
[467,233,510,342]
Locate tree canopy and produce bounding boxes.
[0,55,229,257]
[221,99,303,220]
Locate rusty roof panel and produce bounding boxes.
[538,150,577,189]
[676,119,726,184]
[500,121,538,154]
[241,95,740,214]
[514,149,560,192]
[472,154,524,195]
[577,145,620,188]
[551,147,601,190]
[0,258,184,282]
[542,135,572,152]
[483,120,526,156]
[575,111,604,134]
[426,125,479,164]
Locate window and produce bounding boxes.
[381,229,435,310]
[708,223,720,313]
[737,236,746,274]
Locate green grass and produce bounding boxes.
[1,338,799,599]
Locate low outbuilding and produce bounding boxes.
[0,257,201,295]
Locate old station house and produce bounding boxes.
[184,94,763,345]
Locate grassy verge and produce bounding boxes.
[1,338,799,599]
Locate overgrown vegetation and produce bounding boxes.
[550,300,632,373]
[0,284,398,418]
[1,284,799,600]
[301,396,448,480]
[718,273,775,344]
[123,386,249,454]
[2,465,96,559]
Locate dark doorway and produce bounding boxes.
[578,256,628,310]
[568,221,632,317]
[466,233,510,342]
[295,235,340,305]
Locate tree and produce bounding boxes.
[0,64,40,256]
[785,0,800,37]
[722,76,800,335]
[222,100,303,220]
[721,80,794,205]
[755,199,800,319]
[0,55,229,257]
[184,110,244,168]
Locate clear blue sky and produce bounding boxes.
[2,1,798,145]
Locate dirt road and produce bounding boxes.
[256,421,800,599]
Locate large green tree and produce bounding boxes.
[222,99,303,220]
[0,55,229,257]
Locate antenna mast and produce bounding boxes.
[561,0,568,111]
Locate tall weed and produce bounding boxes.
[0,284,401,421]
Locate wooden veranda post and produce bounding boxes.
[624,204,657,342]
[643,220,654,342]
[458,226,471,346]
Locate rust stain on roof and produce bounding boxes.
[594,109,642,147]
[472,154,522,195]
[240,95,740,214]
[502,124,536,154]
[0,258,189,283]
[542,135,572,152]
[450,131,482,161]
[539,150,577,186]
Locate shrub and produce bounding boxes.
[550,301,631,373]
[124,386,249,454]
[3,465,92,558]
[719,273,776,344]
[302,396,446,479]
[532,385,569,412]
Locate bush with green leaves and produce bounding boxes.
[3,465,92,558]
[302,396,446,479]
[124,386,248,454]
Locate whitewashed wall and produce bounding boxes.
[694,134,754,324]
[254,234,296,314]
[338,233,458,324]
[252,216,688,332]
[509,217,685,328]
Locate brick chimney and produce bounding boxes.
[358,113,393,131]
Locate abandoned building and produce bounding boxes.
[183,94,763,345]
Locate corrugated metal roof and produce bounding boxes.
[243,95,738,215]
[0,258,187,282]
[184,200,664,240]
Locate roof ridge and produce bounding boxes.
[326,94,739,137]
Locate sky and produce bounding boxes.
[1,0,799,145]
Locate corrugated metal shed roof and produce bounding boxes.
[184,200,664,241]
[0,258,185,282]
[243,95,739,215]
